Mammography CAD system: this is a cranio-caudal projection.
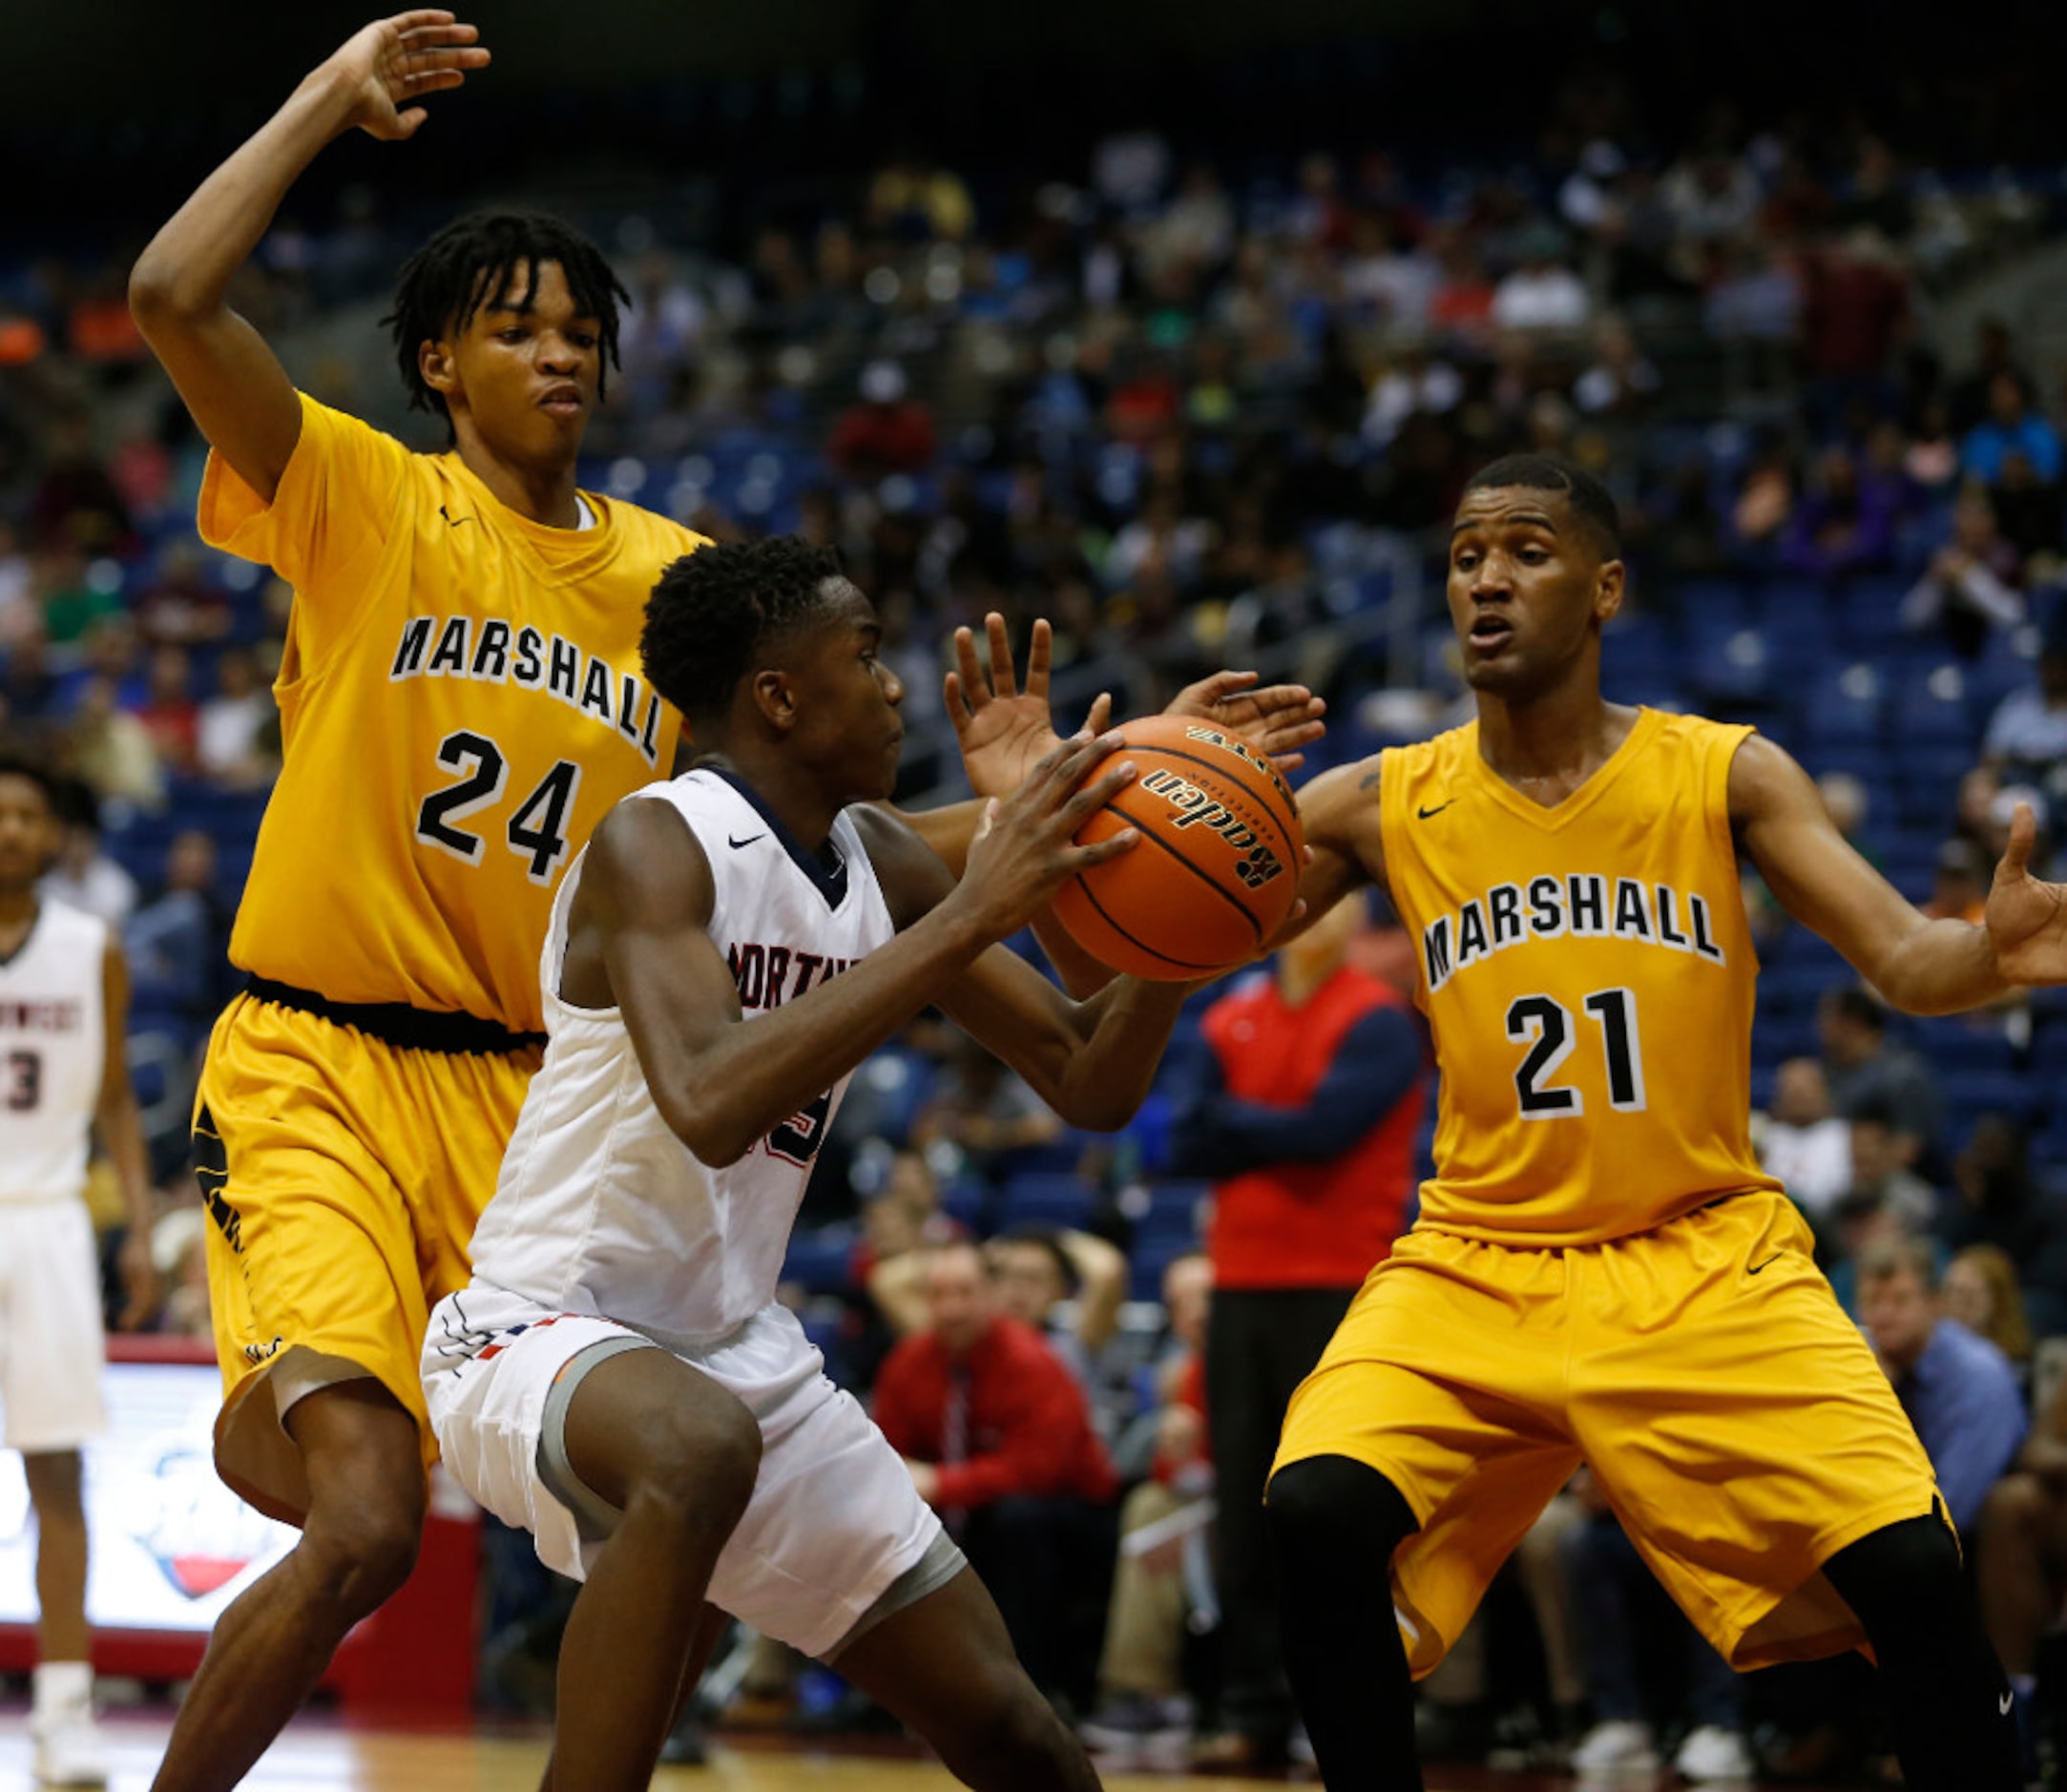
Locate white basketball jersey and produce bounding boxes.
[465,769,897,1344]
[0,900,107,1206]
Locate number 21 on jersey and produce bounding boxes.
[1507,987,1646,1118]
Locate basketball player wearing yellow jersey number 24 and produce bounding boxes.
[1264,454,2067,1792]
[126,14,1323,1788]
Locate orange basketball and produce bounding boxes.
[1052,715,1305,981]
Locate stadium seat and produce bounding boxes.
[1888,661,1977,745]
[1799,663,1884,746]
[781,1224,857,1296]
[999,1172,1093,1230]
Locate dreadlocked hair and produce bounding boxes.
[1463,452,1623,558]
[642,538,849,721]
[382,210,629,425]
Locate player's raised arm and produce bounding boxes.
[130,10,489,500]
[578,734,1142,1167]
[1253,753,1387,954]
[1731,731,2067,1011]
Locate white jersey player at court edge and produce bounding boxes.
[421,535,1203,1792]
[0,754,158,1788]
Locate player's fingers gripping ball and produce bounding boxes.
[1053,715,1305,980]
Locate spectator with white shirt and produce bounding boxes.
[36,779,136,928]
[1761,1057,1853,1223]
[1983,624,2067,792]
[1902,488,2024,659]
[1490,224,1591,336]
[196,647,279,790]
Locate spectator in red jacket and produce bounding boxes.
[874,1239,1118,1706]
[826,360,938,481]
[1167,891,1430,1769]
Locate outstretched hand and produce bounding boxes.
[1166,670,1326,773]
[324,10,490,141]
[952,731,1139,941]
[1986,802,2067,985]
[947,614,1111,800]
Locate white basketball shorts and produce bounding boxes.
[423,1291,944,1660]
[0,1200,109,1453]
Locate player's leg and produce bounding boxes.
[150,1379,426,1792]
[832,1564,1101,1792]
[1822,1513,2021,1791]
[22,1449,89,1662]
[1261,1239,1581,1791]
[1265,1453,1423,1788]
[538,1344,762,1792]
[1978,1469,2067,1683]
[1570,1196,2015,1792]
[10,1197,115,1781]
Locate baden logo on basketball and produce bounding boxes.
[1053,716,1305,981]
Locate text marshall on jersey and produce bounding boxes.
[389,614,664,766]
[1423,874,1726,994]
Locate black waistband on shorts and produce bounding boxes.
[242,976,547,1056]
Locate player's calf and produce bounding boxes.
[835,1568,1102,1791]
[1824,1512,2021,1791]
[1267,1455,1425,1790]
[919,1655,1097,1792]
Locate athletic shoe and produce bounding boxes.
[1569,1718,1662,1771]
[1079,1694,1192,1767]
[32,1712,108,1787]
[1672,1723,1754,1782]
[658,1710,708,1766]
[1189,1728,1291,1772]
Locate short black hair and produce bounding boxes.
[1463,453,1622,557]
[1823,986,1887,1035]
[996,1227,1080,1296]
[383,211,630,422]
[0,746,56,811]
[641,537,850,720]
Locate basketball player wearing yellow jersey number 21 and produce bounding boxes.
[1265,454,2067,1792]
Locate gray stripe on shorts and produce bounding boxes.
[535,1334,656,1543]
[821,1528,969,1662]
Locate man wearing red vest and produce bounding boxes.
[1172,893,1429,1768]
[875,1239,1120,1709]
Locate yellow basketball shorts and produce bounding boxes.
[1274,1189,1941,1676]
[192,991,538,1525]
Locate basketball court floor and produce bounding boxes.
[0,1703,1848,1789]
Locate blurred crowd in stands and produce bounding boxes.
[11,85,2067,1779]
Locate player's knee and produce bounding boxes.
[1984,1470,2050,1537]
[300,1492,424,1615]
[1826,1512,1965,1632]
[625,1393,762,1536]
[1266,1454,1417,1565]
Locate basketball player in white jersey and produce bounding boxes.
[0,753,157,1784]
[423,536,1209,1790]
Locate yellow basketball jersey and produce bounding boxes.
[200,393,706,1032]
[1378,707,1781,1246]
